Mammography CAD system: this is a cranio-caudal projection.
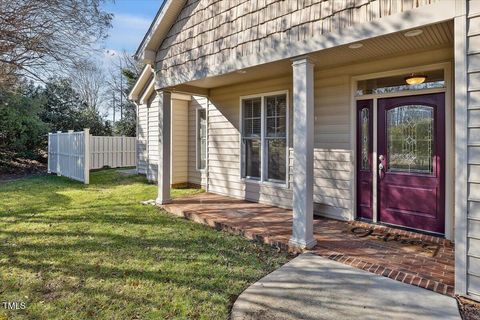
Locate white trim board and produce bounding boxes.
[195,107,207,172]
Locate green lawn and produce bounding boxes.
[0,170,291,320]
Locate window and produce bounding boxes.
[242,98,262,179]
[360,107,370,171]
[356,69,445,96]
[241,92,288,184]
[387,105,434,174]
[196,108,206,170]
[265,95,287,181]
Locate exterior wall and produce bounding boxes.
[137,101,148,174]
[188,96,208,187]
[208,76,294,208]
[465,0,480,300]
[137,95,191,185]
[147,94,159,181]
[171,99,189,185]
[312,75,352,219]
[156,0,439,87]
[207,47,452,218]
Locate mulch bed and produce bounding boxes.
[457,296,480,320]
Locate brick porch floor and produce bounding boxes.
[161,192,455,296]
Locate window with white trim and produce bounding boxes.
[242,97,262,179]
[265,95,287,182]
[196,108,206,170]
[241,93,288,183]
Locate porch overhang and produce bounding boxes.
[179,21,453,91]
[156,1,456,89]
[129,65,200,104]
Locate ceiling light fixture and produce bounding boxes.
[405,74,427,85]
[404,29,423,37]
[348,43,363,49]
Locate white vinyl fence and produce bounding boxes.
[90,135,136,170]
[48,129,136,184]
[48,129,89,183]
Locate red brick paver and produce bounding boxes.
[161,192,455,296]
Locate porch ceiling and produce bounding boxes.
[181,21,453,90]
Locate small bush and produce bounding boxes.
[0,89,47,154]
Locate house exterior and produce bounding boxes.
[131,70,208,187]
[128,0,478,300]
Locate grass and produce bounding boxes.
[0,170,291,320]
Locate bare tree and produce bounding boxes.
[70,60,107,112]
[106,51,143,121]
[0,0,112,87]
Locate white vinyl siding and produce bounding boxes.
[137,102,148,174]
[312,75,352,220]
[147,94,159,182]
[171,99,189,184]
[466,0,480,300]
[138,94,192,185]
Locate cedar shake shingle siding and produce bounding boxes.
[155,0,439,87]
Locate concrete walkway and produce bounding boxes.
[231,254,460,320]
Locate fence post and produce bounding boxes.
[47,133,51,173]
[68,130,73,178]
[56,131,62,176]
[84,128,90,184]
[135,135,138,174]
[121,135,125,167]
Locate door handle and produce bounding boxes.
[378,155,385,178]
[378,163,384,178]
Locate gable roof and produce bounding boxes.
[134,0,186,64]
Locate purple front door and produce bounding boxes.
[377,93,445,234]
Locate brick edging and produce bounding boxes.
[160,204,454,297]
[320,251,454,296]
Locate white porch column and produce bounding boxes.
[155,90,172,205]
[289,57,316,249]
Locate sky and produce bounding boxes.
[96,1,163,119]
[101,0,164,57]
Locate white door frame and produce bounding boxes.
[350,61,454,240]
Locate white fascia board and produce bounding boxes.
[128,65,153,102]
[139,78,155,105]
